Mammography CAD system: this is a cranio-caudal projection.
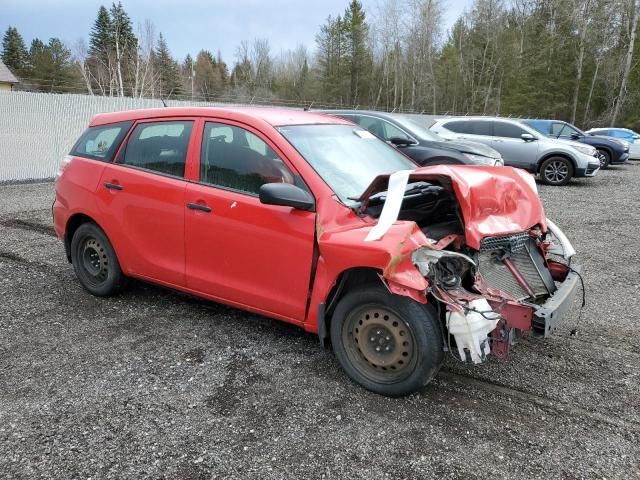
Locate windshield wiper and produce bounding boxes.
[353,181,442,204]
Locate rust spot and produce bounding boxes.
[315,216,325,239]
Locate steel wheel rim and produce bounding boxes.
[81,237,109,285]
[544,160,569,183]
[342,304,417,384]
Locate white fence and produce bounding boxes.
[0,91,272,182]
[0,90,446,182]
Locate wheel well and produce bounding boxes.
[64,213,96,262]
[595,146,612,158]
[318,267,382,348]
[536,153,576,173]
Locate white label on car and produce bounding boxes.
[354,129,376,139]
[365,169,413,242]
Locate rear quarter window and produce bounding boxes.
[70,121,132,162]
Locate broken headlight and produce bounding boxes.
[411,248,476,289]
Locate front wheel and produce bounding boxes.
[330,285,444,397]
[70,222,126,296]
[539,157,574,186]
[596,149,611,168]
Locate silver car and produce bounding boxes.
[430,117,601,186]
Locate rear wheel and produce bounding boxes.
[596,149,611,168]
[540,157,573,186]
[70,222,126,296]
[330,285,444,397]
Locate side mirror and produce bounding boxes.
[521,133,536,142]
[570,132,581,140]
[259,183,315,211]
[388,136,417,147]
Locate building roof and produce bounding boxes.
[0,60,19,84]
[90,107,350,128]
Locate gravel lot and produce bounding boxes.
[1,164,639,479]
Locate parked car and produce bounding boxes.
[54,107,581,397]
[430,116,601,186]
[319,110,504,166]
[585,127,640,160]
[522,119,629,168]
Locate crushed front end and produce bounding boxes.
[412,222,581,363]
[359,166,583,364]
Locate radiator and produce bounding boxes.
[478,234,556,301]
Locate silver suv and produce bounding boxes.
[430,117,601,186]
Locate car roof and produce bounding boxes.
[319,109,397,119]
[437,116,524,124]
[89,106,350,128]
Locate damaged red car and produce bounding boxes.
[53,107,582,397]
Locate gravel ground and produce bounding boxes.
[1,166,639,479]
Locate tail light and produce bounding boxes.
[55,155,73,181]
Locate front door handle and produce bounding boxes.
[104,182,123,191]
[186,202,212,213]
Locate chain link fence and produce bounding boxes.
[0,90,452,182]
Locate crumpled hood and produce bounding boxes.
[444,138,502,159]
[358,165,546,250]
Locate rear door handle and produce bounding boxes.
[186,202,212,213]
[104,182,123,190]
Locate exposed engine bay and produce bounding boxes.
[362,173,580,364]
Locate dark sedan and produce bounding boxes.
[319,110,504,167]
[523,119,629,168]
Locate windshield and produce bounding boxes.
[395,115,443,142]
[278,124,416,205]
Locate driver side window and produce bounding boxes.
[200,122,294,195]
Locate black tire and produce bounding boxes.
[596,149,611,168]
[330,285,444,397]
[539,156,574,186]
[70,222,126,297]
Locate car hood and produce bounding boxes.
[444,138,501,158]
[581,134,624,148]
[357,165,545,250]
[552,137,595,151]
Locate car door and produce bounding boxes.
[96,118,197,287]
[491,120,539,168]
[184,120,316,323]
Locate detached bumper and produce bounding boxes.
[532,265,582,337]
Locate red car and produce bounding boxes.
[53,107,582,397]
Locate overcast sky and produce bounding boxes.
[2,0,474,64]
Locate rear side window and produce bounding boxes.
[493,121,527,138]
[444,120,492,136]
[70,121,132,162]
[120,121,193,178]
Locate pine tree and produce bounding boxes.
[344,0,371,104]
[195,49,222,100]
[154,33,182,97]
[88,6,112,64]
[28,37,79,92]
[1,26,28,76]
[109,1,137,96]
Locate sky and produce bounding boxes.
[1,0,474,65]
